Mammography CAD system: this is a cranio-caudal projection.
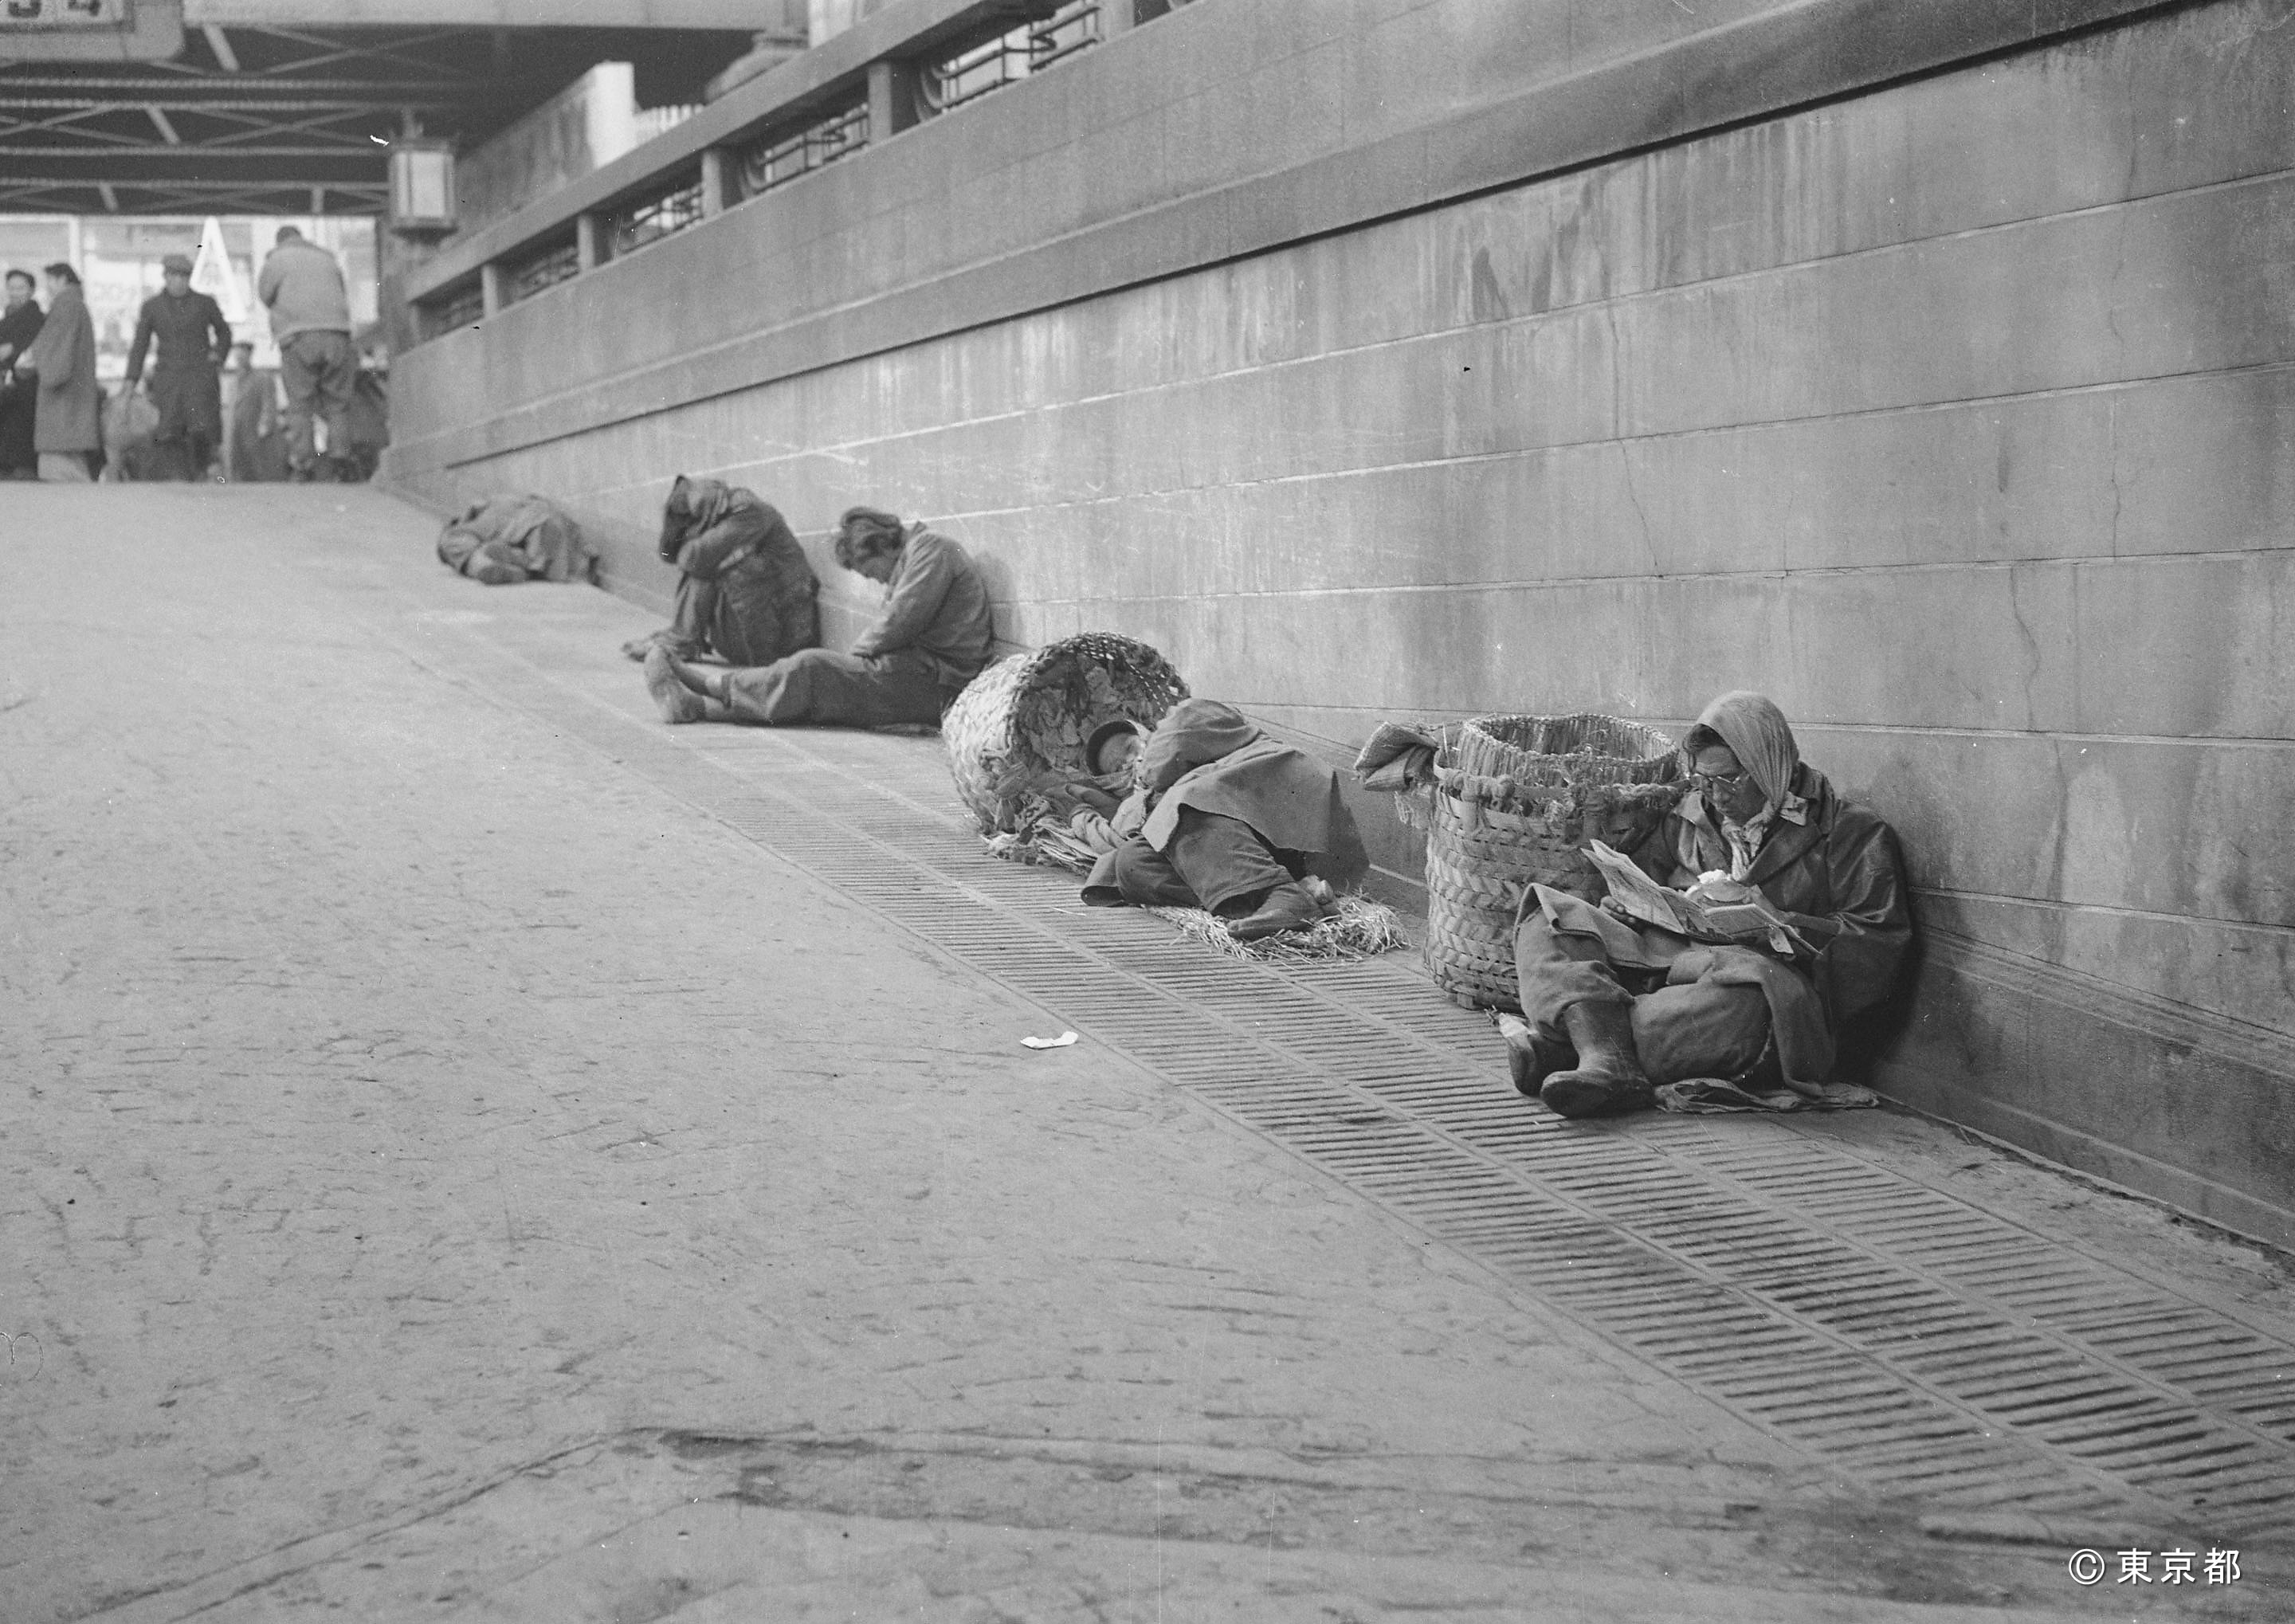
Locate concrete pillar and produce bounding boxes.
[868,57,924,138]
[700,147,734,216]
[1101,0,1136,37]
[479,261,504,318]
[575,212,605,272]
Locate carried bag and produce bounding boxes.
[104,388,159,454]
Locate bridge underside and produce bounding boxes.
[0,20,753,215]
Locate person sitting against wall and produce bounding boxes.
[1081,698,1369,940]
[645,505,993,728]
[1508,690,1912,1118]
[620,475,820,669]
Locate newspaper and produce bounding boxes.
[1582,841,1809,953]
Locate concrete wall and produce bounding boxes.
[454,64,639,237]
[382,0,2295,1246]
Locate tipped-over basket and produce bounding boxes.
[944,632,1190,836]
[1422,712,1681,1010]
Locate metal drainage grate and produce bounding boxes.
[393,616,2295,1539]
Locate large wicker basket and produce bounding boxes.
[1420,713,1681,1010]
[944,633,1190,834]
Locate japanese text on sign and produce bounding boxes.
[2,0,123,27]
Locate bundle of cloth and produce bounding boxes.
[1082,699,1368,941]
[436,494,597,585]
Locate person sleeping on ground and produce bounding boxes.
[1081,699,1369,941]
[621,475,818,666]
[1508,690,1911,1119]
[645,505,994,728]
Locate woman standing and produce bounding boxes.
[0,269,43,479]
[11,262,100,482]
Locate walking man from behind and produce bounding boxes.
[257,226,355,481]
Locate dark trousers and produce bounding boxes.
[279,330,356,473]
[720,647,948,728]
[1516,909,1773,1085]
[150,433,214,481]
[1085,809,1300,916]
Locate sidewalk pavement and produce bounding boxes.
[0,486,2284,1622]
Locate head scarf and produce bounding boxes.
[1692,691,1802,813]
[1140,699,1261,796]
[1687,692,1810,879]
[658,474,736,563]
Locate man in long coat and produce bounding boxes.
[0,268,42,479]
[11,263,99,482]
[1508,690,1912,1117]
[126,253,232,481]
[1081,698,1370,939]
[645,506,991,728]
[619,475,820,667]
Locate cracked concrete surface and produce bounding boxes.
[0,488,2277,1621]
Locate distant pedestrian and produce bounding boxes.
[10,262,100,483]
[126,252,232,481]
[256,226,355,482]
[0,268,42,479]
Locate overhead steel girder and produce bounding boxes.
[0,178,387,212]
[0,20,754,213]
[4,152,382,180]
[0,76,468,97]
[184,1,791,29]
[0,92,460,110]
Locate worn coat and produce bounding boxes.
[128,289,231,444]
[17,283,98,454]
[849,526,994,687]
[1617,760,1912,1077]
[256,239,351,342]
[658,477,818,666]
[437,494,595,584]
[1129,699,1369,884]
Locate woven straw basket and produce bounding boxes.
[944,633,1190,834]
[1422,713,1681,1010]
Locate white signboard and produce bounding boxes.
[0,0,182,60]
[190,216,250,326]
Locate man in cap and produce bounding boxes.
[256,226,355,481]
[1507,690,1912,1117]
[126,252,232,481]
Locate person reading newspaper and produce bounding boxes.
[1507,691,1912,1117]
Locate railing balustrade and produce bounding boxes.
[737,99,870,200]
[410,0,1200,343]
[427,280,484,336]
[608,170,706,258]
[504,234,581,304]
[922,2,1100,116]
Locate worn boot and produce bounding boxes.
[1540,1000,1656,1118]
[1226,881,1324,941]
[1497,1013,1570,1098]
